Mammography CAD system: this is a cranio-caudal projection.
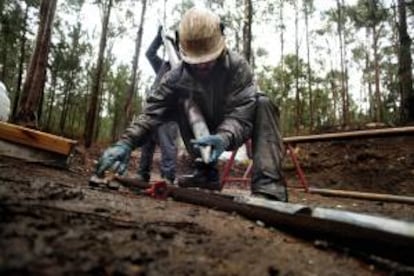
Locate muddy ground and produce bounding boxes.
[0,136,413,275]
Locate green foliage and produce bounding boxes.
[254,46,381,135]
[40,1,93,138]
[104,63,131,140]
[0,1,32,92]
[347,0,388,29]
[169,0,195,30]
[257,54,340,135]
[302,0,315,15]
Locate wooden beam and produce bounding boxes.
[0,121,77,155]
[283,126,414,144]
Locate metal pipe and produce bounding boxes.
[115,177,414,265]
[161,34,180,68]
[183,98,212,163]
[309,187,414,204]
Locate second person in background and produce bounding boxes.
[137,26,179,184]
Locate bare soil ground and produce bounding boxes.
[0,136,413,275]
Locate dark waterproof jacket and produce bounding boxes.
[121,50,257,151]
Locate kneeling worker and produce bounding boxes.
[95,7,287,201]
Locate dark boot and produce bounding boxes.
[251,175,288,202]
[177,161,221,191]
[136,172,150,183]
[161,173,175,185]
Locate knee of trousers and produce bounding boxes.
[256,94,280,116]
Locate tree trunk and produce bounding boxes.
[390,0,400,117]
[304,0,313,131]
[341,0,349,123]
[46,72,57,131]
[336,0,347,126]
[68,102,77,138]
[397,0,414,123]
[279,0,285,86]
[363,28,373,120]
[372,25,383,122]
[0,21,9,82]
[294,0,300,134]
[235,32,240,53]
[325,37,336,126]
[242,0,252,63]
[59,85,71,134]
[123,0,147,130]
[329,78,337,126]
[84,0,113,147]
[12,3,29,120]
[94,64,108,142]
[111,104,120,141]
[14,0,57,128]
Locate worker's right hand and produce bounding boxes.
[95,141,132,177]
[191,134,225,164]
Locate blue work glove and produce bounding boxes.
[191,134,225,164]
[95,141,132,177]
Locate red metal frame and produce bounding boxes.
[220,142,309,192]
[220,147,252,189]
[285,144,309,192]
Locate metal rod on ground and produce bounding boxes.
[309,187,414,204]
[183,98,212,163]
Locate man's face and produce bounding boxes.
[189,60,217,79]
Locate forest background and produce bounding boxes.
[0,0,413,148]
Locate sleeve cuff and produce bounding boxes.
[216,131,232,151]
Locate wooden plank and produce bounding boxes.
[0,121,77,155]
[283,126,414,144]
[0,140,69,167]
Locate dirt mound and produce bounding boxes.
[284,136,414,195]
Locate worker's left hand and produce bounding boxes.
[95,142,132,177]
[191,134,225,163]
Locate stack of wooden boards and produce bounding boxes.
[0,121,77,167]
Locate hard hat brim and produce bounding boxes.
[180,36,225,64]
